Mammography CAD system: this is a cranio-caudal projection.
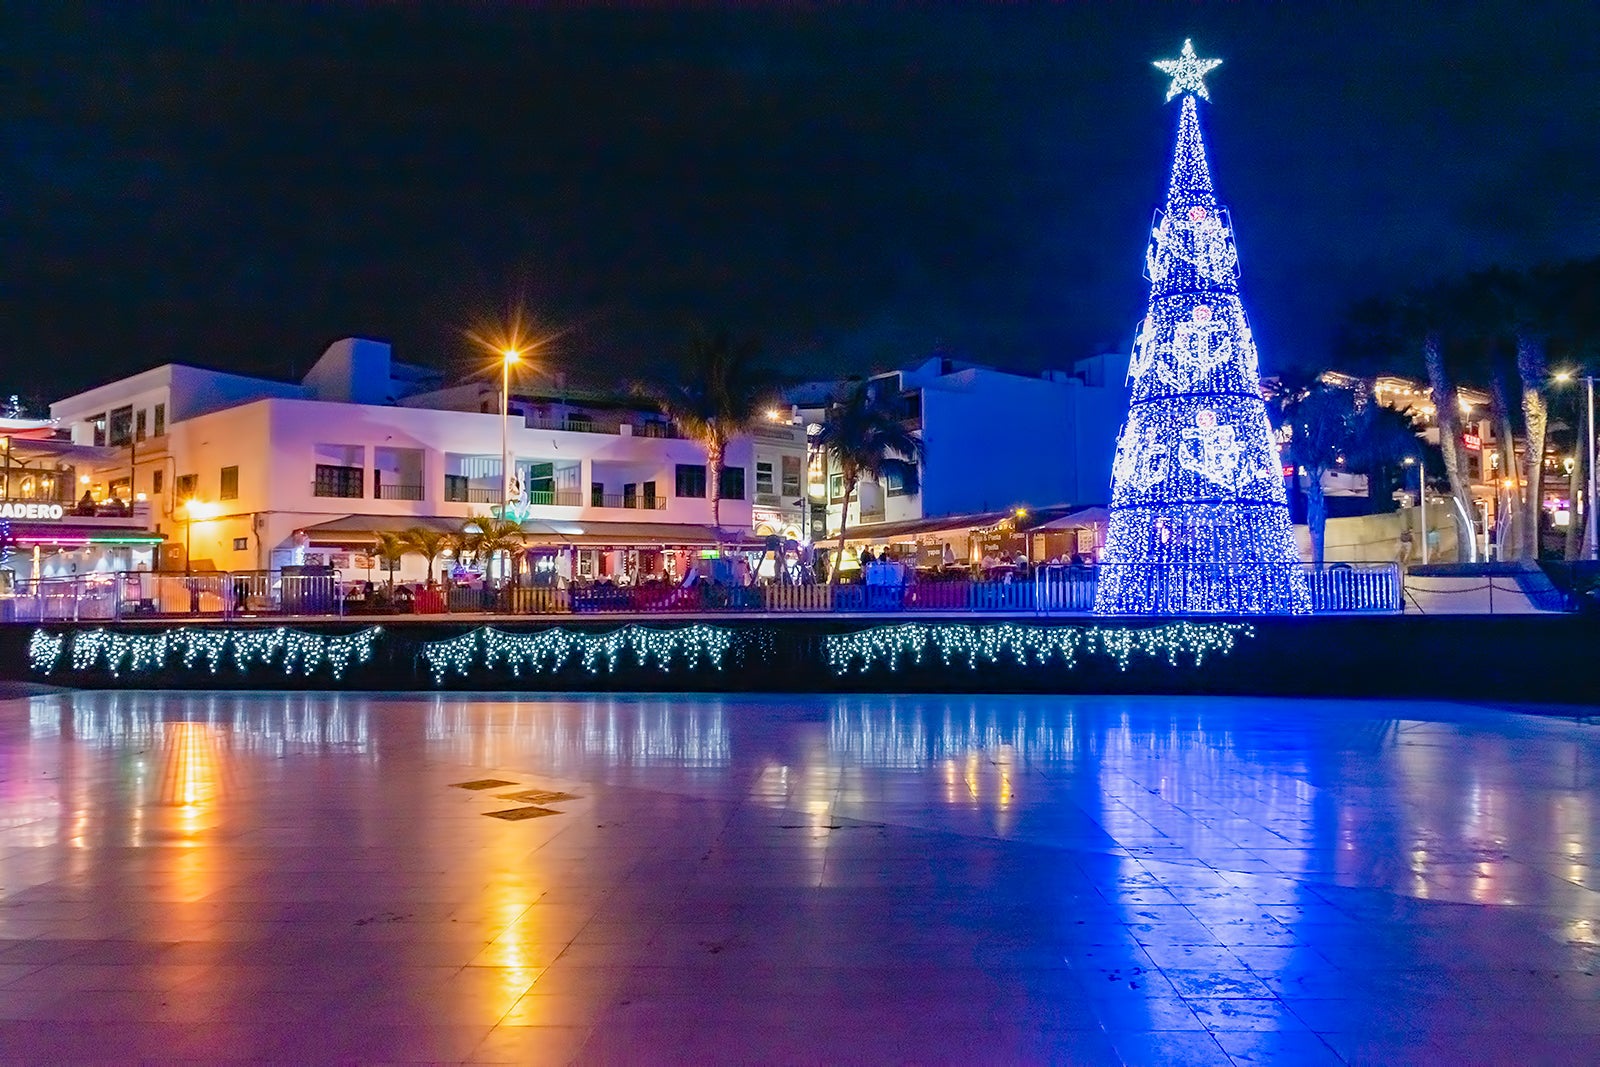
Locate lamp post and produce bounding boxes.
[501,349,520,519]
[1555,370,1597,560]
[1404,456,1428,566]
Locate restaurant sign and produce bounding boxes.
[0,501,65,520]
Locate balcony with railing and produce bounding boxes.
[0,478,76,505]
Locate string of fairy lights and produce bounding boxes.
[419,624,735,684]
[824,621,1252,676]
[30,626,382,680]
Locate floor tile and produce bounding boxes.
[0,690,1595,1060]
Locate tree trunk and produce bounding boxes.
[1566,444,1585,561]
[707,437,724,531]
[1489,367,1519,560]
[1307,468,1328,566]
[1424,332,1479,562]
[1517,334,1548,560]
[829,471,855,587]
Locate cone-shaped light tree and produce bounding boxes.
[1094,41,1310,615]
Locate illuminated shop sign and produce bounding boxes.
[0,501,65,520]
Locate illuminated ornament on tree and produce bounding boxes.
[1095,42,1310,616]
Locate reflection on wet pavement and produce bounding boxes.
[1,691,1597,1063]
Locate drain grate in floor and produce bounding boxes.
[494,790,580,805]
[451,779,519,791]
[483,806,559,821]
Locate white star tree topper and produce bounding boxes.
[1154,38,1222,102]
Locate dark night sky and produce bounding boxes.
[4,2,1598,399]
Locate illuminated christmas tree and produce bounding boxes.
[1094,41,1309,615]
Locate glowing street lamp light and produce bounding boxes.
[181,498,216,576]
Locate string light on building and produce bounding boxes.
[824,621,1252,675]
[420,624,735,684]
[1096,41,1309,616]
[35,626,382,679]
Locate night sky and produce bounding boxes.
[5,3,1598,400]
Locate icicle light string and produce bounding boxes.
[33,626,381,680]
[824,621,1252,676]
[420,624,735,684]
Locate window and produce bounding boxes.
[445,474,470,503]
[90,413,107,447]
[756,461,775,496]
[781,456,802,497]
[152,470,164,496]
[623,483,638,509]
[152,403,166,437]
[175,474,197,499]
[107,406,134,447]
[719,466,745,501]
[642,481,658,509]
[135,410,147,442]
[232,537,249,552]
[313,464,364,498]
[220,466,239,501]
[887,469,912,497]
[829,472,845,501]
[675,464,706,498]
[591,482,604,507]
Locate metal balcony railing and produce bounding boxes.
[311,481,364,499]
[592,494,668,510]
[375,484,425,501]
[444,487,502,504]
[527,490,583,507]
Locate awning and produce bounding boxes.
[300,514,764,549]
[838,504,1084,545]
[1030,506,1110,531]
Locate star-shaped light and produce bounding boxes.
[1154,38,1222,102]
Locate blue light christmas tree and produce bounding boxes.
[1094,40,1309,616]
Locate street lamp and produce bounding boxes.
[501,348,520,517]
[1554,369,1597,560]
[1403,456,1428,566]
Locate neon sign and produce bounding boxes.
[0,501,65,520]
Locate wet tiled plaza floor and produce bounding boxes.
[0,690,1597,1064]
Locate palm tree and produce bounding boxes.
[402,525,451,584]
[813,379,926,585]
[372,531,408,587]
[459,514,525,586]
[634,328,778,529]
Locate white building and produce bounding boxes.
[792,354,1128,554]
[48,338,766,583]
